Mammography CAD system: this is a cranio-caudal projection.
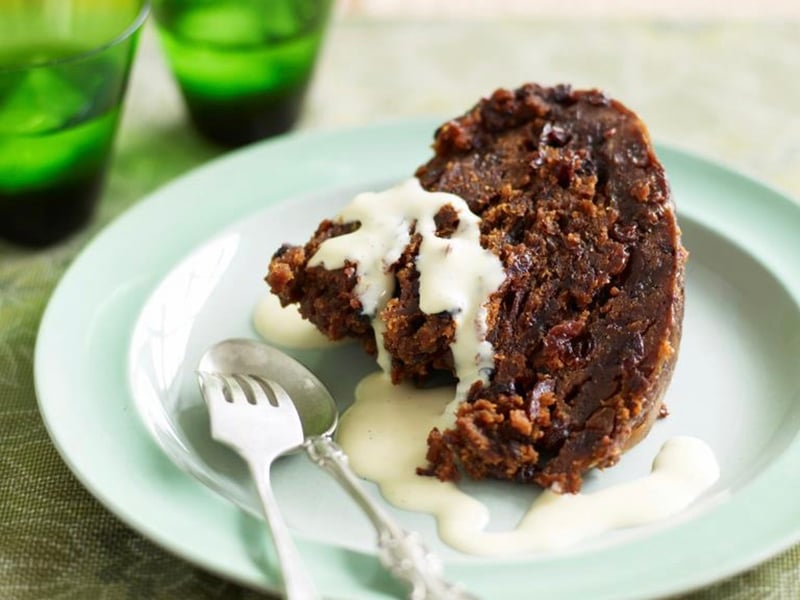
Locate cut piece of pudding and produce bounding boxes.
[267,83,685,493]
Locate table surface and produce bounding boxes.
[1,15,799,600]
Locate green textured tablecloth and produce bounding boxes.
[1,18,798,599]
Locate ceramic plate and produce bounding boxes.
[36,120,800,599]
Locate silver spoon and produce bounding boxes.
[198,338,476,600]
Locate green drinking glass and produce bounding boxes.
[152,0,332,147]
[0,0,149,247]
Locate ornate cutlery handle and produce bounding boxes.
[304,436,477,600]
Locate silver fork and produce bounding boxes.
[200,370,477,600]
[197,371,319,600]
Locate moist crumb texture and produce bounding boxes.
[267,83,685,493]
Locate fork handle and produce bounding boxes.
[304,437,476,600]
[249,457,320,600]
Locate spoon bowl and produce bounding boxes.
[198,337,338,441]
[196,338,476,599]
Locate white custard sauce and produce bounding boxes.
[337,373,720,556]
[253,292,342,350]
[308,178,505,399]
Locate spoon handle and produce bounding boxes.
[304,437,477,600]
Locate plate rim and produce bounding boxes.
[34,118,800,599]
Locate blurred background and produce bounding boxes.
[114,0,800,220]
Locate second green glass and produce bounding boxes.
[153,0,332,147]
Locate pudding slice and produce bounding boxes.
[267,83,685,493]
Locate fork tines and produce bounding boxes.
[198,371,284,407]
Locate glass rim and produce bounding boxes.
[0,0,151,73]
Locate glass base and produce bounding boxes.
[0,172,104,247]
[183,83,308,147]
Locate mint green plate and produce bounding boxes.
[36,120,800,599]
